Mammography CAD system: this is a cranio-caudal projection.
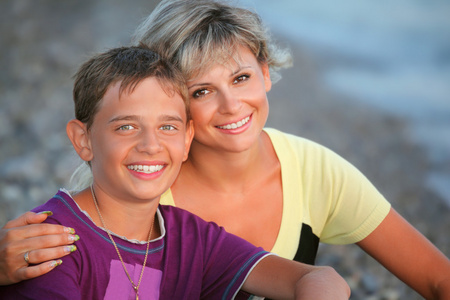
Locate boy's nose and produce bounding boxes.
[136,130,163,154]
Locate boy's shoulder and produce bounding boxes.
[158,204,218,228]
[158,204,226,243]
[31,189,83,227]
[31,189,72,213]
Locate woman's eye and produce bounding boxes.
[192,89,210,98]
[160,125,176,131]
[117,124,135,131]
[233,74,249,84]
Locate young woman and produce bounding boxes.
[1,0,449,298]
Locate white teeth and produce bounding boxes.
[217,116,250,130]
[127,165,163,174]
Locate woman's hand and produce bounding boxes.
[0,211,78,285]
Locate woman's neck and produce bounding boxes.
[179,131,273,192]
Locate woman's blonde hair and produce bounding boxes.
[132,0,292,82]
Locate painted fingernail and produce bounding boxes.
[64,245,77,253]
[69,234,80,242]
[49,259,63,268]
[64,227,76,234]
[37,211,53,216]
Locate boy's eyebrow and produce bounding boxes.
[159,114,184,123]
[108,114,184,123]
[108,115,139,124]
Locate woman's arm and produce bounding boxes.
[0,211,77,285]
[242,255,351,299]
[357,208,450,299]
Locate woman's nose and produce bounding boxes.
[218,90,242,114]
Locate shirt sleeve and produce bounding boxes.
[304,139,391,244]
[267,128,391,246]
[199,222,271,300]
[0,216,81,300]
[0,264,81,300]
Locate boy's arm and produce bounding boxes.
[0,248,81,299]
[242,255,350,300]
[0,211,76,285]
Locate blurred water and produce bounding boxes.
[242,0,450,206]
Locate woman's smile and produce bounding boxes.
[216,115,251,130]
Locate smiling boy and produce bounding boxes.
[0,46,350,299]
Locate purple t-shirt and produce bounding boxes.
[1,190,270,299]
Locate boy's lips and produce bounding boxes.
[216,115,251,130]
[127,164,164,174]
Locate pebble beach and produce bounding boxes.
[1,1,448,299]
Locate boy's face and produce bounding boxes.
[82,77,193,203]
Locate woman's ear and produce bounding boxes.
[261,63,272,92]
[182,120,194,162]
[66,119,93,162]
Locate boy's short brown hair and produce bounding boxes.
[73,45,188,130]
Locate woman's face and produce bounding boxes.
[186,46,272,154]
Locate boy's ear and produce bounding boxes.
[66,119,93,162]
[182,120,194,162]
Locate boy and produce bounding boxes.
[0,46,350,299]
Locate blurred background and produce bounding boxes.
[1,0,449,299]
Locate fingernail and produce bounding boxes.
[37,211,53,216]
[64,245,77,253]
[69,234,80,242]
[65,227,76,234]
[49,259,63,268]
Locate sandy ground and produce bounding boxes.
[1,1,448,299]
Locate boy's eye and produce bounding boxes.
[160,125,176,131]
[117,124,135,131]
[233,74,249,84]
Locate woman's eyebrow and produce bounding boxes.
[187,82,209,89]
[187,65,253,89]
[232,65,251,75]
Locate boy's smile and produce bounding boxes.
[85,77,193,205]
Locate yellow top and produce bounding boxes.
[160,128,391,259]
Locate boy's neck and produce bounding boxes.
[72,188,160,241]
